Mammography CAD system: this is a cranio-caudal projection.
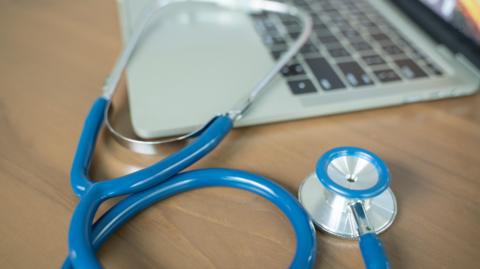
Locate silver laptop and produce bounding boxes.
[117,0,480,139]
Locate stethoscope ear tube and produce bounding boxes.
[100,0,313,154]
[70,97,109,197]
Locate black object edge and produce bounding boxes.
[391,0,480,70]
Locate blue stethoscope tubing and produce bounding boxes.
[62,97,317,268]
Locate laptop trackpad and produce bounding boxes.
[126,3,275,138]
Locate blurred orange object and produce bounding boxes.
[458,0,480,32]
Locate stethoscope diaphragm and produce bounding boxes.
[298,147,397,239]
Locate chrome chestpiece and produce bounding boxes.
[298,147,397,239]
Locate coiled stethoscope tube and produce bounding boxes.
[63,0,316,268]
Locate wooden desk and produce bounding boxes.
[1,1,479,268]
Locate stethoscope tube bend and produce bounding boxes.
[64,167,317,268]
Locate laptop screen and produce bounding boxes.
[419,0,480,45]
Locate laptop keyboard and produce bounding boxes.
[251,0,444,95]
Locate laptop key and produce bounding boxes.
[282,20,300,28]
[350,41,373,52]
[330,16,347,24]
[314,23,329,31]
[328,47,351,58]
[350,13,369,21]
[252,16,276,32]
[361,54,386,66]
[326,9,341,17]
[341,29,362,40]
[371,33,390,42]
[394,59,428,79]
[279,14,296,23]
[270,49,285,60]
[315,28,333,37]
[288,79,317,95]
[288,31,300,39]
[382,44,404,55]
[374,69,402,82]
[281,63,306,77]
[306,57,346,90]
[317,35,339,45]
[263,35,286,47]
[364,24,383,33]
[337,62,374,87]
[361,20,377,28]
[301,42,319,54]
[336,21,352,31]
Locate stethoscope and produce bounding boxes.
[62,0,396,268]
[298,147,397,269]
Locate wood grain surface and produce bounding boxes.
[0,1,479,268]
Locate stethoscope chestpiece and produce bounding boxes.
[298,146,397,239]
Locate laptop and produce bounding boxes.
[117,0,480,139]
